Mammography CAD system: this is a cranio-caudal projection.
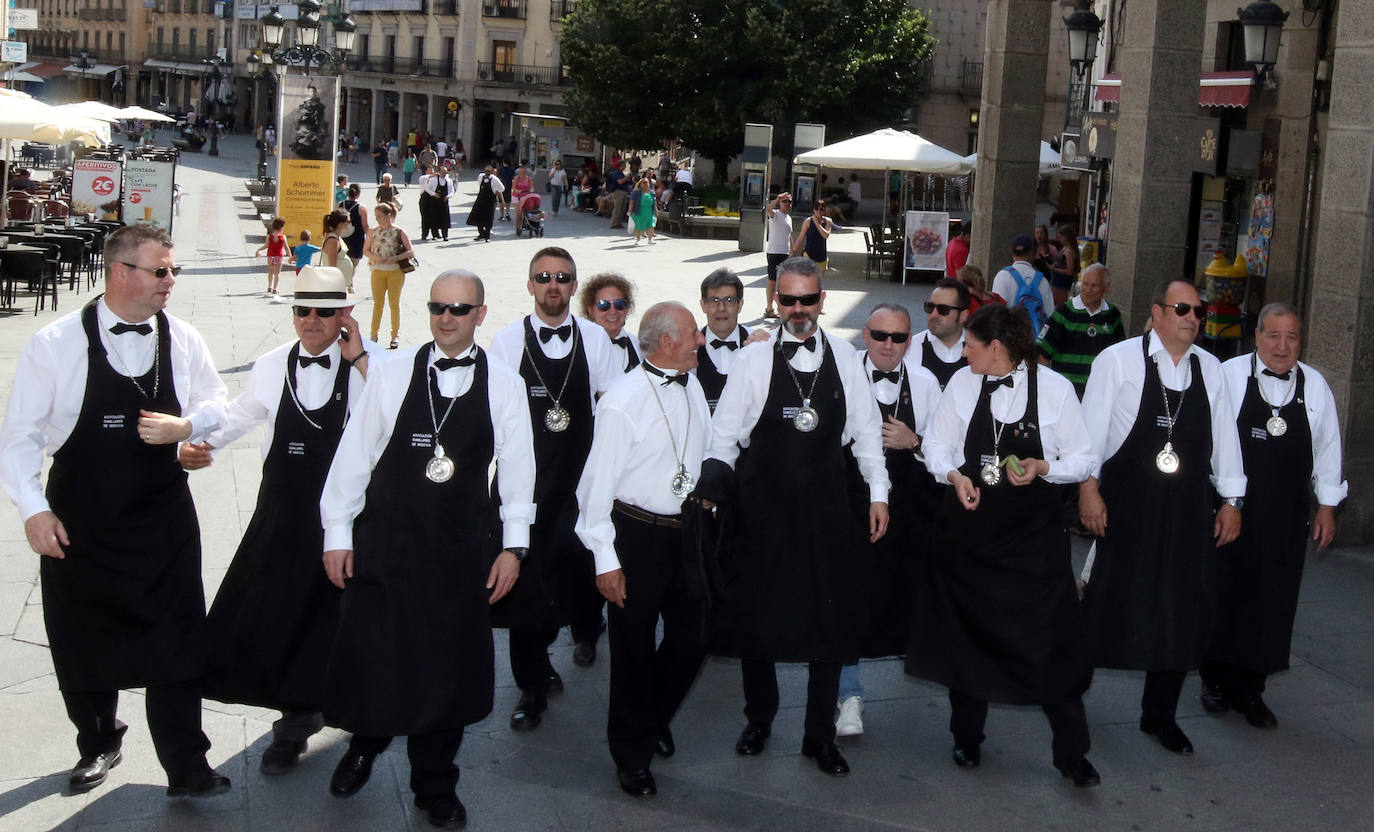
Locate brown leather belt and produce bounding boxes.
[613,499,682,529]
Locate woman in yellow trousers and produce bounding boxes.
[363,202,414,349]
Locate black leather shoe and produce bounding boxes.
[1054,756,1102,787]
[1200,680,1230,714]
[951,745,981,768]
[1233,697,1278,729]
[546,666,564,694]
[801,738,850,776]
[1139,718,1194,754]
[260,738,307,776]
[573,640,597,667]
[735,723,770,756]
[510,693,547,731]
[69,750,121,792]
[616,768,657,797]
[165,764,231,797]
[414,793,467,829]
[329,750,378,797]
[655,726,675,758]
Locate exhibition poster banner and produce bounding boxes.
[122,158,177,233]
[71,158,123,219]
[277,74,339,241]
[904,210,949,277]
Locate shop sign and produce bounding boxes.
[1080,112,1117,160]
[1193,118,1221,176]
[1060,131,1093,172]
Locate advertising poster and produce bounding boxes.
[122,158,177,233]
[1246,193,1274,278]
[277,74,339,241]
[904,210,949,277]
[71,159,123,219]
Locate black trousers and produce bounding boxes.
[347,729,464,802]
[1200,659,1266,702]
[948,688,1090,763]
[766,252,789,283]
[606,513,707,772]
[741,658,841,746]
[1142,669,1189,721]
[508,629,555,701]
[473,224,492,240]
[273,710,324,743]
[62,680,210,777]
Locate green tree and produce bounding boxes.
[561,0,936,179]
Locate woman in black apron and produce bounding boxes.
[466,165,498,241]
[908,305,1099,786]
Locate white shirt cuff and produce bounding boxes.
[322,524,353,553]
[18,492,52,523]
[1315,481,1348,507]
[1213,476,1247,500]
[500,522,531,551]
[593,543,622,576]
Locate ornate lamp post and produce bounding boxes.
[1063,0,1103,81]
[1236,0,1290,83]
[202,55,228,156]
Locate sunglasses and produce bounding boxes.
[293,306,338,318]
[924,302,966,316]
[703,295,740,306]
[595,298,628,311]
[1166,302,1208,319]
[869,330,910,343]
[532,271,575,285]
[778,292,821,307]
[427,301,478,316]
[121,262,182,279]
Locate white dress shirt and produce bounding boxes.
[487,313,621,397]
[698,324,751,377]
[992,260,1055,314]
[0,298,227,521]
[1070,295,1112,316]
[1081,333,1246,497]
[420,173,453,200]
[318,344,536,552]
[924,362,1095,485]
[603,326,640,373]
[913,328,966,365]
[1221,353,1347,507]
[707,328,890,503]
[204,338,383,458]
[857,350,942,440]
[575,363,713,575]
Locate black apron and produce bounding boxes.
[203,344,351,712]
[1209,359,1312,674]
[42,299,205,692]
[921,336,967,390]
[465,174,497,227]
[712,335,866,663]
[907,369,1088,704]
[1082,339,1215,671]
[489,318,597,633]
[695,325,748,413]
[324,346,497,736]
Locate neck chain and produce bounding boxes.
[105,320,160,399]
[987,370,1023,455]
[427,349,464,439]
[642,365,697,498]
[1252,353,1295,410]
[523,316,580,411]
[781,333,822,404]
[1158,354,1192,442]
[284,345,336,432]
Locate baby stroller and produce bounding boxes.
[515,192,545,237]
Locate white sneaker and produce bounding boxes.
[835,696,864,737]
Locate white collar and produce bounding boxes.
[1071,295,1110,315]
[299,340,342,360]
[97,297,156,332]
[430,343,477,368]
[532,311,575,330]
[1146,330,1195,366]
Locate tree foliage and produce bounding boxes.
[561,0,936,177]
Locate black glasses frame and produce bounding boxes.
[293,306,339,318]
[595,298,629,311]
[427,301,478,317]
[869,330,911,343]
[121,262,182,279]
[532,271,575,285]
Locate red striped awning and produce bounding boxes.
[1092,71,1253,108]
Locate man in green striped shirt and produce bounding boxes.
[1036,264,1125,397]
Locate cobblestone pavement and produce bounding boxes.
[0,134,1371,831]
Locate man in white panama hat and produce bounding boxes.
[179,265,379,776]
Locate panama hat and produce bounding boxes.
[292,265,364,308]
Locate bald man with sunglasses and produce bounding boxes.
[176,266,379,777]
[0,224,230,797]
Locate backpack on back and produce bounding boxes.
[1004,265,1048,334]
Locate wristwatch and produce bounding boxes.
[1223,497,1244,509]
[507,547,529,562]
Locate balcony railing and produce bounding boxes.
[431,0,460,13]
[550,0,577,18]
[345,55,456,78]
[71,48,128,63]
[476,61,569,86]
[961,59,983,95]
[482,0,525,19]
[149,44,217,62]
[77,7,127,20]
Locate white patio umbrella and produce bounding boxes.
[56,101,129,123]
[961,141,1062,177]
[118,105,176,123]
[0,96,110,224]
[792,128,971,174]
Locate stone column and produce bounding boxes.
[968,0,1052,276]
[1307,0,1374,542]
[369,88,384,144]
[1103,0,1207,326]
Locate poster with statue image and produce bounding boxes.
[276,74,339,242]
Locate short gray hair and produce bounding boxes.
[1257,301,1300,331]
[1081,262,1108,282]
[638,301,692,354]
[777,256,822,285]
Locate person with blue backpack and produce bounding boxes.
[992,234,1056,338]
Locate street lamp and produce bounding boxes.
[1236,0,1289,81]
[255,2,355,71]
[1063,0,1103,81]
[72,49,94,101]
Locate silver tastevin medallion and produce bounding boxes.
[980,462,1002,486]
[426,444,455,483]
[793,399,819,433]
[544,405,571,433]
[1266,414,1288,437]
[1156,441,1180,474]
[671,464,696,499]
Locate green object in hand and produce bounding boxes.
[1000,454,1026,477]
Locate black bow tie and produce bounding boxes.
[434,355,476,371]
[298,354,331,369]
[110,322,152,336]
[539,325,572,344]
[781,337,816,359]
[1262,368,1291,381]
[643,364,687,387]
[710,338,739,351]
[872,369,901,384]
[612,335,636,351]
[983,375,1013,392]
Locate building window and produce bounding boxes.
[119,31,125,57]
[189,29,197,52]
[172,28,179,50]
[157,26,164,49]
[493,39,516,72]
